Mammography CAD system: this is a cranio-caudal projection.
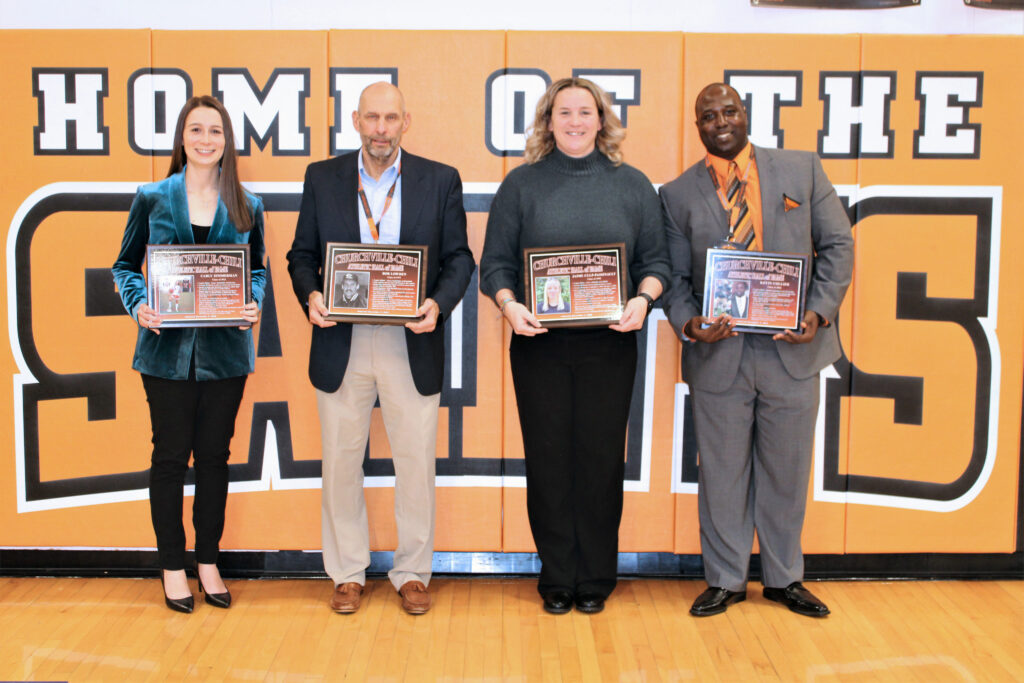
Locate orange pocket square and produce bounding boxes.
[783,195,801,212]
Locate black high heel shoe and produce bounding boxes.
[160,570,194,614]
[196,565,232,609]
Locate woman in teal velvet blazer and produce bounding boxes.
[112,96,265,614]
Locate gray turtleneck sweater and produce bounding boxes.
[480,148,671,303]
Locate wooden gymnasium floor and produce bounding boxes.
[1,576,1022,681]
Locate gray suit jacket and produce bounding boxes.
[660,146,854,393]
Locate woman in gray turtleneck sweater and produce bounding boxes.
[480,77,670,616]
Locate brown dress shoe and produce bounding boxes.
[329,582,363,613]
[399,580,431,615]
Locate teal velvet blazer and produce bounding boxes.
[111,170,267,380]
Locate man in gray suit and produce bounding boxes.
[660,83,853,618]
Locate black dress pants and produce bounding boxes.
[509,328,638,598]
[141,372,247,570]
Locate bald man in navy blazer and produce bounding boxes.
[660,84,853,618]
[287,82,474,616]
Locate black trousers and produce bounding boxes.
[141,372,247,570]
[509,328,638,598]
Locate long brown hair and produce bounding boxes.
[524,77,625,166]
[167,95,253,233]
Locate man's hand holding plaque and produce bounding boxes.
[323,243,428,324]
[701,249,809,335]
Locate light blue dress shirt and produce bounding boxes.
[356,149,402,245]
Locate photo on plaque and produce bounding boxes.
[523,243,625,328]
[323,243,427,324]
[702,249,808,334]
[146,244,250,327]
[332,271,369,310]
[535,276,572,315]
[156,275,195,315]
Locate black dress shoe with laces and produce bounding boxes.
[689,586,746,617]
[763,582,830,617]
[542,590,573,614]
[574,592,605,614]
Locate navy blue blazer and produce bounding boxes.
[111,170,267,380]
[286,149,475,396]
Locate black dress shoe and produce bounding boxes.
[198,575,232,609]
[160,571,194,614]
[196,563,232,609]
[689,586,746,617]
[574,592,605,614]
[541,590,573,615]
[763,582,830,617]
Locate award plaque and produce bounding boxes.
[523,243,626,328]
[146,244,251,327]
[702,249,809,334]
[323,243,427,324]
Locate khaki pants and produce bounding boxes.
[317,325,440,590]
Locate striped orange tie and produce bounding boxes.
[724,161,756,250]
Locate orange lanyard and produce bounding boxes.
[357,163,401,242]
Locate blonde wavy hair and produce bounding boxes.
[524,77,625,166]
